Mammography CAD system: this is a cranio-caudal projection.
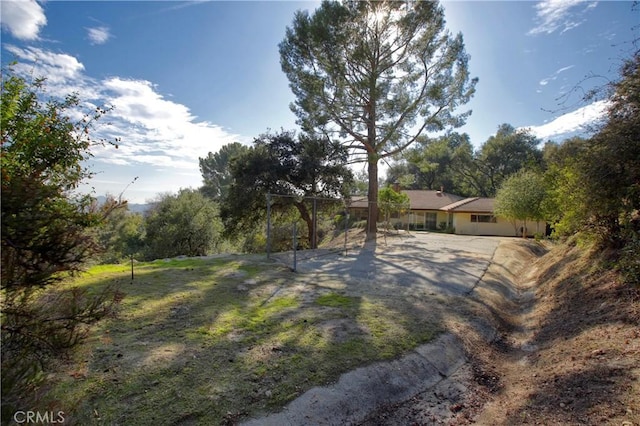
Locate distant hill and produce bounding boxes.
[127,203,151,214]
[95,195,151,214]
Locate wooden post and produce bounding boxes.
[292,222,297,272]
[344,210,349,256]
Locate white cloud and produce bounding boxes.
[5,45,85,79]
[98,157,131,166]
[0,0,46,40]
[3,44,101,102]
[87,26,111,45]
[528,0,597,36]
[103,78,196,129]
[523,100,609,140]
[539,64,574,86]
[555,65,575,74]
[7,46,247,200]
[99,77,244,169]
[158,0,209,13]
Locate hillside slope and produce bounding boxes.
[473,240,640,425]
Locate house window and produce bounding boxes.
[471,214,497,223]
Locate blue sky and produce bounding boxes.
[1,1,637,203]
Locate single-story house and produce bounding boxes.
[348,190,546,237]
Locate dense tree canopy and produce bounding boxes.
[199,142,249,200]
[280,0,477,238]
[1,75,101,293]
[222,130,352,248]
[541,137,589,236]
[386,132,476,195]
[144,189,223,259]
[387,124,542,197]
[1,69,117,298]
[547,53,639,245]
[474,124,543,197]
[583,52,640,241]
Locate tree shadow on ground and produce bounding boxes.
[292,237,496,300]
[38,251,453,425]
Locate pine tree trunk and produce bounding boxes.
[367,155,378,241]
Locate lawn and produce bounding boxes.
[43,254,440,425]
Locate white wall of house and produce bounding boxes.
[353,206,547,237]
[452,213,545,237]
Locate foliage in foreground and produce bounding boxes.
[544,52,640,284]
[0,68,117,419]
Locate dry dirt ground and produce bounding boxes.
[360,238,640,426]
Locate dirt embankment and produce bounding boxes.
[472,240,639,425]
[458,239,640,425]
[362,238,640,426]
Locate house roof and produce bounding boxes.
[402,190,465,210]
[349,190,464,210]
[348,196,369,209]
[442,197,495,213]
[440,197,479,211]
[349,190,496,213]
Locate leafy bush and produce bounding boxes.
[96,198,145,263]
[1,68,118,418]
[144,189,223,260]
[352,220,367,229]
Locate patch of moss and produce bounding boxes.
[315,292,357,308]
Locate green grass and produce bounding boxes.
[315,292,357,308]
[42,256,440,425]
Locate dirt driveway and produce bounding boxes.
[278,232,503,298]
